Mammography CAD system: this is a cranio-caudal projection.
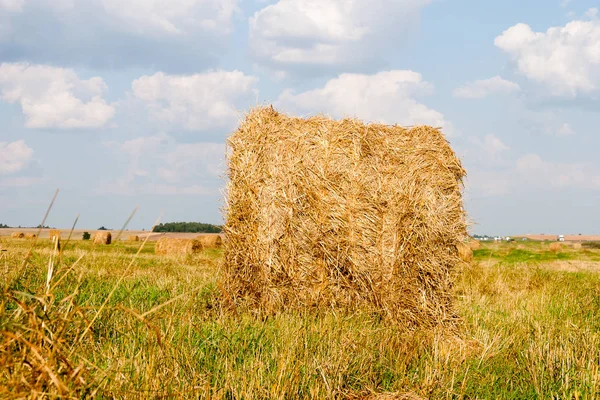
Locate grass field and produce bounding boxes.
[1,238,599,398]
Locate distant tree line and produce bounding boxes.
[0,223,55,229]
[153,222,222,233]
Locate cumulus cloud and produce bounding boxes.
[0,0,24,12]
[131,70,258,131]
[556,123,575,137]
[250,0,432,72]
[0,63,115,129]
[0,139,33,174]
[0,0,238,71]
[102,0,238,36]
[495,19,600,97]
[453,76,521,99]
[103,134,225,195]
[277,70,449,131]
[516,153,600,189]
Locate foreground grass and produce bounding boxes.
[1,238,599,398]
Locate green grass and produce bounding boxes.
[1,238,599,398]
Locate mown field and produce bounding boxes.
[1,238,599,399]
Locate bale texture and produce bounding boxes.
[197,234,223,249]
[128,235,140,242]
[155,238,203,255]
[223,107,467,328]
[93,231,112,245]
[49,229,61,240]
[469,239,481,250]
[11,232,25,239]
[25,233,37,240]
[549,242,562,252]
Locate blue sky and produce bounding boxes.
[1,0,599,235]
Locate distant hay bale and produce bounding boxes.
[93,231,112,245]
[155,238,203,255]
[128,235,140,242]
[469,239,481,250]
[49,229,61,240]
[196,234,222,249]
[25,233,37,240]
[457,242,473,263]
[223,107,467,328]
[11,232,25,239]
[549,242,563,252]
[572,243,582,250]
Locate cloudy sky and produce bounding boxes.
[1,0,599,235]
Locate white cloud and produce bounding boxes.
[131,70,258,131]
[0,0,24,11]
[0,0,238,71]
[102,0,238,36]
[277,70,449,131]
[0,140,33,174]
[103,134,225,195]
[250,0,432,70]
[0,63,115,129]
[560,0,573,8]
[585,8,598,18]
[495,20,600,96]
[556,123,575,137]
[516,153,600,189]
[453,76,521,99]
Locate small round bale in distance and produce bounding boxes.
[155,238,203,255]
[196,234,222,249]
[25,233,37,240]
[49,229,61,240]
[549,242,562,252]
[93,231,112,245]
[223,106,468,329]
[128,235,140,242]
[11,232,25,239]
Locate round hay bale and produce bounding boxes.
[93,231,112,245]
[223,106,468,328]
[11,232,25,239]
[549,242,562,252]
[457,242,473,263]
[128,235,140,242]
[196,234,222,249]
[49,229,61,240]
[469,239,481,250]
[155,238,203,255]
[25,233,37,240]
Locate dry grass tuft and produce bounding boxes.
[549,242,563,253]
[11,232,25,239]
[469,239,481,250]
[457,242,473,263]
[93,231,112,245]
[155,238,203,256]
[128,235,140,242]
[196,234,222,249]
[223,106,467,328]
